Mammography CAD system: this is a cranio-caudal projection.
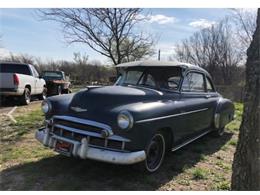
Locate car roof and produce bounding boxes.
[117,60,210,75]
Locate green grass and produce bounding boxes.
[1,109,44,142]
[191,168,209,180]
[71,85,85,93]
[212,181,230,190]
[177,179,190,186]
[216,161,231,171]
[226,103,243,133]
[227,139,237,146]
[0,108,54,165]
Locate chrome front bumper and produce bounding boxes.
[35,128,146,165]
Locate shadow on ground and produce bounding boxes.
[0,97,40,108]
[0,132,233,190]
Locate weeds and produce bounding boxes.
[191,168,209,180]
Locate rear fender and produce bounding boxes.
[214,98,235,129]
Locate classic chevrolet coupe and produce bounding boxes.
[36,61,234,172]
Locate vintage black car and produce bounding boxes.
[35,61,234,173]
[42,71,71,96]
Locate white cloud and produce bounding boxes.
[137,14,177,25]
[189,19,216,29]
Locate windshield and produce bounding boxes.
[43,71,63,79]
[118,67,182,92]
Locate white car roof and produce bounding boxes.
[116,60,210,76]
[117,60,197,68]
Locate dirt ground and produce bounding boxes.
[0,101,242,191]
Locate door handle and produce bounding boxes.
[205,95,211,98]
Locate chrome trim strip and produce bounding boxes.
[135,108,209,123]
[53,124,130,142]
[53,115,113,135]
[172,130,211,152]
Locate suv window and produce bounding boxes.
[182,72,205,92]
[0,64,31,75]
[206,77,214,92]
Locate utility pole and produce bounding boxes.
[158,49,161,61]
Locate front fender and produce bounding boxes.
[214,98,235,129]
[45,93,75,119]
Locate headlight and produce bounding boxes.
[41,100,52,114]
[117,110,134,130]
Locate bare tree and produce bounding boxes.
[39,9,154,65]
[231,9,260,190]
[174,18,242,85]
[230,9,257,50]
[2,53,35,64]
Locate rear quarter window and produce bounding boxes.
[0,64,31,75]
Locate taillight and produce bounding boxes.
[13,74,19,86]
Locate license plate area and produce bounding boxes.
[55,140,73,157]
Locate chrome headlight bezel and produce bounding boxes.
[41,100,52,114]
[117,110,134,130]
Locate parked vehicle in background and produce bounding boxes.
[36,60,234,173]
[0,62,47,105]
[42,71,71,96]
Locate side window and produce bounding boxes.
[182,72,205,92]
[143,74,156,87]
[206,77,214,92]
[168,76,181,90]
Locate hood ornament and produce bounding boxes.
[71,106,88,112]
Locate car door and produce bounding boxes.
[179,71,214,137]
[204,75,220,125]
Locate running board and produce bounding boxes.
[172,130,211,152]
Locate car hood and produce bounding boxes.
[69,85,163,112]
[48,85,179,130]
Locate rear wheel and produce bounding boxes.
[212,127,225,137]
[20,87,31,105]
[136,133,166,173]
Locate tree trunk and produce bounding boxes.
[231,9,260,190]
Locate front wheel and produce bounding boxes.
[136,133,166,173]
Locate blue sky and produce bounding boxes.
[0,8,232,64]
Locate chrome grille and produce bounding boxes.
[54,119,101,134]
[49,115,129,152]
